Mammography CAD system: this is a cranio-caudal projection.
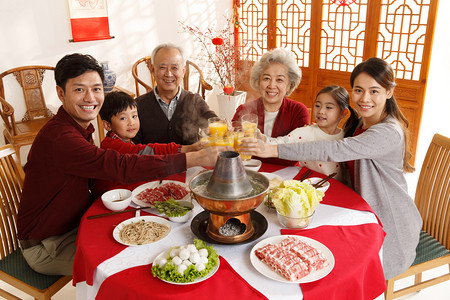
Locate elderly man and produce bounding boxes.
[17,53,227,276]
[133,44,217,145]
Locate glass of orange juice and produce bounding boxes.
[234,129,252,160]
[241,114,258,138]
[215,134,234,147]
[198,127,211,147]
[208,117,227,138]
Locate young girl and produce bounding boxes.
[242,57,422,279]
[262,85,358,184]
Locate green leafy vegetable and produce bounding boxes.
[272,180,324,218]
[154,198,192,217]
[264,191,275,208]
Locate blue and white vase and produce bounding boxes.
[101,62,116,93]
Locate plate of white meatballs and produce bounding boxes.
[152,242,220,284]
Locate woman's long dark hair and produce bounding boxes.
[350,57,414,173]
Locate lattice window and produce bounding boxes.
[377,0,431,80]
[237,0,430,79]
[239,0,312,66]
[320,1,367,71]
[239,0,269,62]
[276,0,311,67]
[235,0,438,163]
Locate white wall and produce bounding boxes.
[406,0,450,195]
[0,0,231,161]
[1,0,449,177]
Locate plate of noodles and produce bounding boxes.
[113,216,171,246]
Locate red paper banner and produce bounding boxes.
[68,0,112,42]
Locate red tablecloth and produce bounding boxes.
[282,224,386,300]
[74,172,187,285]
[294,168,377,215]
[73,200,158,285]
[96,256,267,300]
[74,165,385,299]
[258,163,289,173]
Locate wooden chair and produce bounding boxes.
[0,66,55,163]
[0,144,72,299]
[131,56,213,98]
[96,115,106,144]
[307,107,312,123]
[385,133,450,299]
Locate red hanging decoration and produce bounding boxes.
[212,37,224,46]
[331,0,357,6]
[223,85,234,95]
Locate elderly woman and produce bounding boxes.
[232,48,309,165]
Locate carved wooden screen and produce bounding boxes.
[235,0,439,163]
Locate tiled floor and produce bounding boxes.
[0,281,75,299]
[394,265,450,300]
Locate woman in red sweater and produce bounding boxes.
[232,48,309,165]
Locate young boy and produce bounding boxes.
[94,91,203,195]
[99,91,201,155]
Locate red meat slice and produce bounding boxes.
[164,182,189,199]
[255,243,310,281]
[156,185,170,196]
[135,182,189,205]
[136,188,164,205]
[255,236,328,281]
[279,236,328,271]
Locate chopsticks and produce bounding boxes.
[87,207,148,220]
[313,173,337,188]
[299,169,313,181]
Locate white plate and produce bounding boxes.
[243,159,262,171]
[302,177,330,193]
[152,249,220,285]
[113,216,171,246]
[250,235,335,283]
[259,172,283,184]
[131,180,190,207]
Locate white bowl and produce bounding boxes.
[243,159,262,172]
[302,177,330,193]
[101,189,132,211]
[168,200,194,223]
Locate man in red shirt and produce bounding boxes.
[17,53,227,276]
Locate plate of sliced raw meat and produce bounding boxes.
[132,180,190,208]
[250,235,334,283]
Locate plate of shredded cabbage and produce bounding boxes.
[151,239,220,284]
